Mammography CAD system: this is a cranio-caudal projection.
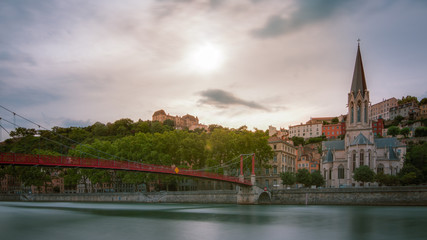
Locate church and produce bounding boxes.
[322,43,406,187]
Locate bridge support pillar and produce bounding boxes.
[251,175,256,185]
[237,185,269,205]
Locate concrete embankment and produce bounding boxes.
[271,186,427,206]
[1,190,238,204]
[1,186,426,205]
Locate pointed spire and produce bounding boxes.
[350,40,367,97]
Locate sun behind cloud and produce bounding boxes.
[186,42,224,73]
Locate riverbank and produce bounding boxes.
[1,186,426,205]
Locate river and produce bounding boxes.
[0,202,426,240]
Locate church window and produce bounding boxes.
[360,150,364,166]
[377,164,384,174]
[338,165,345,179]
[352,152,357,172]
[368,151,371,168]
[329,168,332,180]
[357,102,361,122]
[351,105,354,123]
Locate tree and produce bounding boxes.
[387,126,400,137]
[391,115,404,127]
[400,127,411,138]
[353,165,375,185]
[415,127,427,137]
[398,95,418,105]
[420,98,427,105]
[280,172,296,187]
[296,169,312,187]
[375,172,399,186]
[331,117,339,124]
[291,136,304,146]
[310,171,325,187]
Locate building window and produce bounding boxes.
[357,103,361,122]
[338,165,345,179]
[273,155,277,163]
[368,151,371,168]
[360,150,364,167]
[265,168,270,175]
[351,105,354,123]
[329,168,332,180]
[352,152,356,172]
[377,164,384,174]
[273,166,277,174]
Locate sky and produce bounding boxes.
[1,0,427,139]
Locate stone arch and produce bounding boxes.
[258,192,271,204]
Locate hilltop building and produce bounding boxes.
[370,98,398,121]
[152,110,208,130]
[389,102,419,120]
[322,43,406,188]
[289,122,322,139]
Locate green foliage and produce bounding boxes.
[9,127,37,138]
[1,119,275,192]
[310,171,325,187]
[291,136,304,146]
[353,165,375,184]
[296,169,312,187]
[331,117,339,124]
[400,127,411,138]
[398,95,418,105]
[391,115,404,126]
[402,142,427,184]
[415,127,427,137]
[375,172,399,186]
[280,172,296,187]
[387,126,400,137]
[420,98,427,105]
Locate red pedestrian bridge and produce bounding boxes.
[0,152,253,186]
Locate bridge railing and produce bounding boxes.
[0,152,252,185]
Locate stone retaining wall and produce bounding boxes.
[271,186,427,206]
[2,186,426,205]
[0,190,238,204]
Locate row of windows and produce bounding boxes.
[325,131,342,135]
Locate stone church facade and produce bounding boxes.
[322,44,406,187]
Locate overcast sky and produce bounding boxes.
[1,0,426,138]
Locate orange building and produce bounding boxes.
[322,122,346,139]
[323,118,384,139]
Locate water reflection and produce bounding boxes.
[0,202,426,240]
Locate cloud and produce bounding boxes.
[198,89,269,111]
[251,0,353,38]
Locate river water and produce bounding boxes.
[1,202,426,240]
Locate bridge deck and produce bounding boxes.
[0,152,252,186]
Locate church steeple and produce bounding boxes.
[350,41,367,97]
[347,41,371,129]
